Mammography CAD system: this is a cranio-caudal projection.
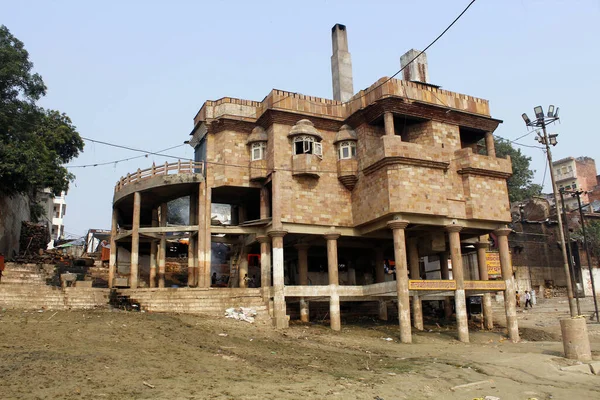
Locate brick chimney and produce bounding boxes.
[331,24,354,102]
[400,49,429,83]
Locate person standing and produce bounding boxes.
[525,290,533,309]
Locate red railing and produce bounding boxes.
[115,160,205,192]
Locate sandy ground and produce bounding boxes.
[1,298,599,400]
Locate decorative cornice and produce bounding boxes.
[445,224,463,233]
[494,227,512,237]
[457,167,512,179]
[363,156,449,176]
[256,109,344,132]
[387,220,410,230]
[323,233,341,240]
[267,230,288,238]
[256,235,270,244]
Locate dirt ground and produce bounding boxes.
[1,298,599,400]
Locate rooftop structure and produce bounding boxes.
[553,156,597,210]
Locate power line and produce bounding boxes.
[271,0,477,108]
[80,137,190,161]
[67,143,186,168]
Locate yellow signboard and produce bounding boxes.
[464,280,506,291]
[485,252,502,276]
[409,280,457,291]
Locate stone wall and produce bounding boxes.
[0,193,30,257]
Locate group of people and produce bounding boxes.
[516,290,534,309]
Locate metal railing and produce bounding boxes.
[115,160,205,192]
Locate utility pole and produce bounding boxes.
[522,105,577,316]
[574,190,600,322]
[559,189,581,315]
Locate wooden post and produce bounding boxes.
[387,220,411,343]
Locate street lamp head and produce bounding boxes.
[547,105,555,118]
[554,107,560,119]
[548,133,558,146]
[534,106,544,120]
[522,113,531,126]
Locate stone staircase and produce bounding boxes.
[0,262,110,310]
[118,287,269,317]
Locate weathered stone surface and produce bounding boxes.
[560,364,593,374]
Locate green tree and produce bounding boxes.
[0,25,83,199]
[494,138,542,203]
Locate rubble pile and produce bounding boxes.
[18,222,50,256]
[225,307,258,323]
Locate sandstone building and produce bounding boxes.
[109,24,519,343]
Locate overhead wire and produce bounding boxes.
[67,143,186,168]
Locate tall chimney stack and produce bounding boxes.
[400,49,429,83]
[331,24,354,102]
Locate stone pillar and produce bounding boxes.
[446,225,469,343]
[296,244,310,323]
[238,246,249,288]
[439,251,453,319]
[260,186,270,219]
[188,192,198,287]
[324,233,341,331]
[108,207,118,289]
[149,208,158,288]
[196,182,206,287]
[476,235,493,330]
[269,230,288,329]
[560,318,592,361]
[158,202,167,288]
[130,191,141,289]
[408,238,423,331]
[257,236,271,302]
[203,184,212,288]
[387,220,411,344]
[485,132,495,157]
[495,227,519,342]
[374,246,387,321]
[384,112,395,137]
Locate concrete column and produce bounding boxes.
[408,238,423,331]
[439,251,453,319]
[271,171,282,230]
[296,244,310,323]
[238,246,249,288]
[130,191,141,289]
[446,225,468,343]
[108,207,118,289]
[257,236,271,302]
[149,208,158,288]
[324,233,341,331]
[188,192,198,287]
[158,202,167,288]
[476,235,493,330]
[374,246,387,321]
[203,185,212,288]
[560,318,592,361]
[269,230,288,329]
[384,112,395,137]
[196,182,205,287]
[387,220,411,344]
[495,227,519,342]
[260,186,270,219]
[485,132,496,157]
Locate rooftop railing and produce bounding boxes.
[115,160,205,192]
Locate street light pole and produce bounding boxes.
[522,105,577,317]
[559,189,580,316]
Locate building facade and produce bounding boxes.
[553,156,597,210]
[109,25,519,343]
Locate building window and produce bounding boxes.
[293,135,317,155]
[568,165,573,172]
[251,142,266,161]
[338,141,356,160]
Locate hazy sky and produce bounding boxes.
[3,0,599,238]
